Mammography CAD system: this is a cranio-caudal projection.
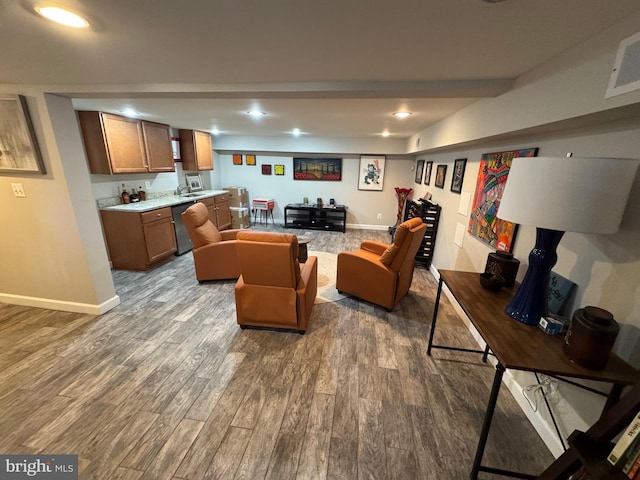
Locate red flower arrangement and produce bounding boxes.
[394,187,413,225]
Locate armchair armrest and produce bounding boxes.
[220,229,242,241]
[360,240,390,256]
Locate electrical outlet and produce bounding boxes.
[11,183,26,198]
[377,213,382,219]
[145,181,151,189]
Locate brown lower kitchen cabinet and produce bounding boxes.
[100,207,177,271]
[198,193,231,230]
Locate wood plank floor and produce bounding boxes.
[0,225,554,479]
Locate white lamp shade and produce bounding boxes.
[497,156,639,234]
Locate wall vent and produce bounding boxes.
[606,32,640,98]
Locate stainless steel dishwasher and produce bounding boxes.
[171,201,195,255]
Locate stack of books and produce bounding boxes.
[608,411,640,478]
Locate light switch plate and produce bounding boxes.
[11,183,26,198]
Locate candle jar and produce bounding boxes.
[485,251,520,288]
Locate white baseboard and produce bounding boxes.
[0,293,121,315]
[347,223,390,231]
[429,265,564,458]
[253,219,391,232]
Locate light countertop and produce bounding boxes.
[100,190,227,213]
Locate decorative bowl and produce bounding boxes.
[479,272,505,291]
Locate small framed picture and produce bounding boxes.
[450,158,467,194]
[274,164,285,175]
[358,155,385,191]
[233,154,243,165]
[246,154,256,166]
[262,164,272,175]
[435,165,447,188]
[424,161,433,185]
[185,173,203,192]
[415,159,425,184]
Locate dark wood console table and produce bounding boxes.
[427,270,639,480]
[284,203,347,233]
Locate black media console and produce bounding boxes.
[284,203,347,233]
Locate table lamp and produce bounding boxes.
[496,156,639,325]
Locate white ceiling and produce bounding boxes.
[3,0,640,139]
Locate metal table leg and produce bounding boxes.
[427,277,443,356]
[471,363,505,480]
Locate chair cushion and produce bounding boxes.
[236,231,301,285]
[380,217,423,267]
[183,203,222,246]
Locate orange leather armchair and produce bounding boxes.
[336,217,427,311]
[182,202,241,281]
[234,231,317,333]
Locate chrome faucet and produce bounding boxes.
[176,184,190,196]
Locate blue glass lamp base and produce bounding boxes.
[505,228,565,326]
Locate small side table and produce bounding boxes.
[252,198,275,225]
[297,237,311,263]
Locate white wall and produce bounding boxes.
[0,91,118,314]
[215,152,415,228]
[410,11,640,456]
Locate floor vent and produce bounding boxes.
[606,32,640,98]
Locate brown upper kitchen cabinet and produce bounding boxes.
[78,111,175,174]
[141,120,175,172]
[179,129,213,171]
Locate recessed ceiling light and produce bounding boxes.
[211,127,220,135]
[247,110,266,117]
[381,131,391,137]
[119,108,138,117]
[34,5,90,28]
[392,111,412,118]
[291,128,301,136]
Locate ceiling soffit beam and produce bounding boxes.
[50,79,515,100]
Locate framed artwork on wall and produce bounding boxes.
[467,147,538,252]
[358,155,385,191]
[274,164,285,175]
[415,159,425,184]
[424,161,433,185]
[233,154,243,165]
[0,95,46,174]
[435,165,447,188]
[246,154,256,166]
[262,164,272,175]
[293,157,342,181]
[450,158,467,193]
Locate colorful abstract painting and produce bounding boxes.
[467,147,538,252]
[293,158,342,181]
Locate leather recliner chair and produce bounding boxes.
[336,217,427,311]
[182,202,242,281]
[234,231,317,333]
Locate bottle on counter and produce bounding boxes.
[138,186,146,201]
[121,184,130,204]
[130,188,140,203]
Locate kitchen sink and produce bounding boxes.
[180,192,206,197]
